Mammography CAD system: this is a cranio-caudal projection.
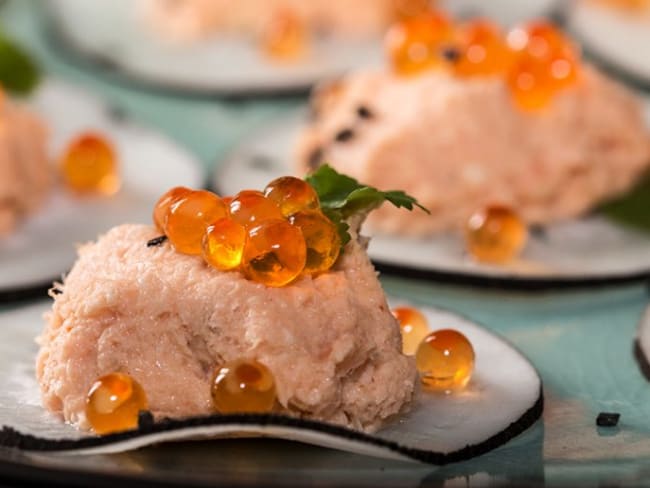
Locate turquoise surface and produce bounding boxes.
[2,1,650,486]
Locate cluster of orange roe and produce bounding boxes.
[393,306,475,392]
[60,132,121,195]
[261,10,308,61]
[464,204,529,264]
[85,358,278,434]
[385,12,581,110]
[153,176,341,287]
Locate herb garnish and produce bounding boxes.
[305,164,428,246]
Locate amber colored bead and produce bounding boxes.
[229,190,284,228]
[385,11,453,76]
[202,217,247,271]
[416,329,475,391]
[153,186,192,232]
[262,10,307,61]
[60,132,120,195]
[452,19,513,77]
[393,306,430,355]
[85,372,148,435]
[264,176,319,217]
[242,219,306,287]
[289,210,340,275]
[165,190,228,255]
[506,21,580,110]
[212,359,276,414]
[393,0,432,19]
[465,205,528,264]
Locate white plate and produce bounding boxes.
[0,301,541,464]
[214,110,650,287]
[45,0,382,96]
[566,1,650,85]
[0,80,204,296]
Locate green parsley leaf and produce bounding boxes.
[305,164,428,247]
[599,173,650,233]
[0,31,40,95]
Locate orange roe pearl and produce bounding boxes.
[165,190,228,255]
[393,306,430,355]
[385,11,453,76]
[393,0,432,19]
[60,132,120,195]
[262,10,307,61]
[465,204,528,264]
[289,210,340,275]
[202,217,247,271]
[264,176,320,217]
[416,329,475,391]
[242,219,307,287]
[85,373,148,435]
[153,186,192,232]
[506,21,580,110]
[229,190,284,228]
[452,19,513,77]
[212,359,276,414]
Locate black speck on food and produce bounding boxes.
[357,105,374,119]
[334,128,354,143]
[51,288,63,296]
[596,412,620,427]
[307,147,324,170]
[441,46,461,63]
[147,235,168,248]
[138,410,155,430]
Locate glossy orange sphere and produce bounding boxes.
[289,210,340,275]
[212,359,277,414]
[465,205,528,264]
[416,329,475,391]
[153,186,192,232]
[229,190,284,228]
[264,176,320,217]
[393,306,430,355]
[202,217,247,271]
[452,19,513,77]
[60,132,120,195]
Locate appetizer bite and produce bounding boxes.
[0,91,49,236]
[295,13,650,244]
[36,167,426,434]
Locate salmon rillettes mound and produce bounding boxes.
[295,66,650,236]
[36,224,416,432]
[0,98,49,236]
[143,0,398,41]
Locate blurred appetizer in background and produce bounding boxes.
[296,12,650,245]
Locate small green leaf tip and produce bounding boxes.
[0,31,40,95]
[305,164,429,247]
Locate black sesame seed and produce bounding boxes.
[51,288,63,296]
[147,235,168,247]
[334,128,354,143]
[138,410,155,429]
[357,105,374,119]
[307,147,324,170]
[596,412,620,427]
[441,46,461,63]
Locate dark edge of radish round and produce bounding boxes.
[0,282,53,304]
[633,339,650,382]
[0,386,542,465]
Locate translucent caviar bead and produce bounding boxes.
[452,19,513,77]
[60,132,120,195]
[229,190,284,228]
[242,219,307,287]
[165,190,228,255]
[202,217,247,271]
[416,329,474,391]
[262,10,306,61]
[506,21,580,110]
[85,373,148,435]
[289,210,340,275]
[393,306,430,355]
[153,186,192,232]
[212,359,276,414]
[385,11,453,76]
[264,176,320,217]
[465,204,528,264]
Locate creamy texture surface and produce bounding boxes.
[143,0,396,41]
[37,224,415,432]
[0,99,50,236]
[296,66,650,236]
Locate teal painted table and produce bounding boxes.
[2,1,650,486]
